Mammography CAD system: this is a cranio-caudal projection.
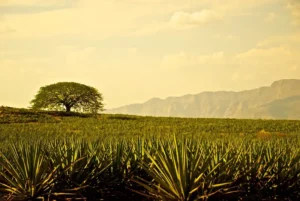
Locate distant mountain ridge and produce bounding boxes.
[106,79,300,119]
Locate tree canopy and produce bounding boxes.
[30,82,104,113]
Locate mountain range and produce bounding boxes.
[106,79,300,119]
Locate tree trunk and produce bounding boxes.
[65,105,71,112]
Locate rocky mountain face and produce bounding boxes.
[106,79,300,119]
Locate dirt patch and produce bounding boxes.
[256,129,272,139]
[274,132,289,138]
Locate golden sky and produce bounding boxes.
[0,0,300,109]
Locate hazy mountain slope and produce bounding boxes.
[255,95,300,119]
[106,79,300,119]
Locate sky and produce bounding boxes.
[0,0,300,109]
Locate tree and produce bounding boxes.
[30,82,104,113]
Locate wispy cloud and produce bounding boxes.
[0,0,78,15]
[233,46,300,82]
[161,51,224,69]
[65,47,96,66]
[169,10,222,28]
[264,12,277,23]
[133,9,222,35]
[132,0,278,36]
[257,31,300,47]
[287,0,300,25]
[0,25,16,34]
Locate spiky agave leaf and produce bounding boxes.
[47,139,111,196]
[0,142,58,200]
[132,136,235,201]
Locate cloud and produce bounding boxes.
[0,0,74,7]
[231,72,254,81]
[0,58,49,77]
[257,31,300,48]
[53,46,106,82]
[0,0,39,6]
[160,43,300,82]
[169,10,222,28]
[264,12,277,23]
[289,65,298,71]
[0,57,52,107]
[161,51,224,69]
[236,47,294,64]
[134,9,222,35]
[287,0,300,25]
[233,46,300,81]
[132,0,278,36]
[65,47,96,66]
[127,47,138,56]
[133,22,169,36]
[0,0,282,39]
[208,0,279,13]
[0,25,16,34]
[0,0,154,39]
[231,72,239,81]
[0,0,78,16]
[212,34,235,40]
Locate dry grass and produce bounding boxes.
[274,132,289,138]
[256,129,272,139]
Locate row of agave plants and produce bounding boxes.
[0,136,299,201]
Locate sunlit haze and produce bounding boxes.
[1,0,300,109]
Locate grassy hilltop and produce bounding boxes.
[1,106,300,141]
[0,106,299,200]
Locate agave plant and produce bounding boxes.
[236,140,300,200]
[47,139,111,199]
[0,142,58,201]
[132,136,235,201]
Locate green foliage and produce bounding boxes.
[0,109,299,200]
[132,136,235,201]
[0,142,59,200]
[30,82,104,113]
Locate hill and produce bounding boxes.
[106,79,300,119]
[0,107,299,201]
[0,106,92,124]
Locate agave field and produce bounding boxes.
[0,107,299,200]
